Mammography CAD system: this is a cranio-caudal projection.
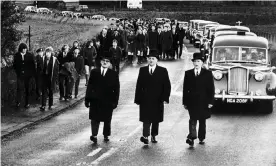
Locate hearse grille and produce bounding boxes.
[228,67,248,95]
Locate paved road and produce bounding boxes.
[2,41,276,166]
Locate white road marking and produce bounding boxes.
[126,124,142,138]
[90,148,118,165]
[87,148,102,157]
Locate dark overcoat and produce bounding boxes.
[13,52,36,78]
[41,56,59,89]
[136,33,146,51]
[161,31,173,52]
[147,31,158,51]
[182,68,215,120]
[85,68,120,122]
[134,65,171,123]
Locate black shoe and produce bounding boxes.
[186,138,194,146]
[140,136,149,144]
[40,106,46,111]
[104,136,110,142]
[64,98,69,101]
[24,104,30,109]
[59,97,64,101]
[151,136,158,143]
[199,139,205,145]
[75,95,78,99]
[48,106,53,110]
[90,136,97,143]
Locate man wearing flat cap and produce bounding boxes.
[182,52,215,146]
[134,50,171,145]
[85,55,120,143]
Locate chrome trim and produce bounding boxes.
[228,66,249,95]
[250,91,254,102]
[222,90,226,101]
[215,94,276,100]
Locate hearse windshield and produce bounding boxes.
[213,47,267,63]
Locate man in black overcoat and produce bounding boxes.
[178,24,186,59]
[85,56,120,143]
[182,52,215,146]
[147,24,158,52]
[134,50,171,144]
[13,43,36,108]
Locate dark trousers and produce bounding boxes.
[35,74,42,98]
[16,76,32,105]
[74,76,80,97]
[143,122,159,137]
[187,119,206,140]
[91,120,111,137]
[59,74,70,98]
[41,75,53,107]
[113,59,120,74]
[178,42,184,58]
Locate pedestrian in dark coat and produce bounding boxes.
[94,39,103,68]
[161,24,173,59]
[182,52,215,146]
[134,50,171,144]
[40,47,59,111]
[178,24,186,59]
[82,40,97,85]
[171,24,179,59]
[147,25,158,52]
[97,28,110,55]
[157,27,163,58]
[71,48,84,98]
[126,30,136,63]
[109,39,122,74]
[57,44,71,101]
[136,29,146,64]
[13,43,36,108]
[34,48,44,101]
[85,56,120,143]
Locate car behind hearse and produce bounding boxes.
[207,34,276,113]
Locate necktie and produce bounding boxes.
[196,70,199,76]
[150,68,153,75]
[101,69,104,76]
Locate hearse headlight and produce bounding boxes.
[254,72,264,82]
[212,70,223,80]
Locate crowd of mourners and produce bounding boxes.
[13,18,187,111]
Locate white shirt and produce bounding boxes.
[21,52,25,61]
[149,65,156,74]
[101,67,107,76]
[194,68,201,76]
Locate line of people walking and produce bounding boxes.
[85,49,215,147]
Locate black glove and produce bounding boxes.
[85,101,90,108]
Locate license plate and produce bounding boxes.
[226,98,248,103]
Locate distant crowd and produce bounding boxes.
[13,18,187,111]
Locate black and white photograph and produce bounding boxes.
[1,0,276,165]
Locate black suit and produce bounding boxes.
[183,68,215,140]
[85,68,120,137]
[135,65,171,137]
[178,28,186,58]
[13,51,36,105]
[41,56,59,107]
